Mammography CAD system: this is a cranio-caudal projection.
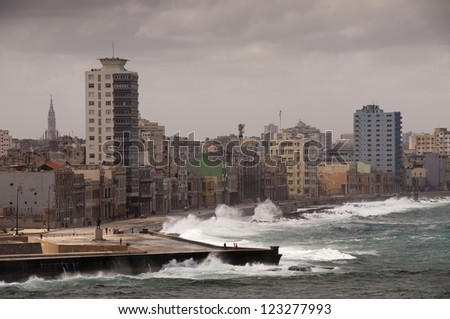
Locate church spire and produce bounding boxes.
[46,95,57,140]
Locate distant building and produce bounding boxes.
[354,104,402,188]
[269,135,318,199]
[407,128,450,156]
[262,123,278,139]
[139,117,165,166]
[0,171,55,227]
[340,133,354,140]
[0,130,12,157]
[434,128,450,156]
[318,163,349,196]
[409,132,435,155]
[347,162,395,195]
[45,96,58,141]
[424,153,447,190]
[402,131,413,151]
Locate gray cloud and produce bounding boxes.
[0,0,449,139]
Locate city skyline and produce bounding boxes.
[1,0,449,140]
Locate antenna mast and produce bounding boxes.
[279,110,282,132]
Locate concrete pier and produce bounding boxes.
[0,226,281,282]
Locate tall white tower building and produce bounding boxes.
[85,57,140,215]
[85,57,139,165]
[354,104,403,188]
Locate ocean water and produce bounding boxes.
[1,197,450,299]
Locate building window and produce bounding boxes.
[89,154,95,159]
[89,136,95,141]
[106,118,111,124]
[106,101,111,106]
[88,92,95,98]
[88,110,95,115]
[106,109,112,115]
[105,83,111,88]
[88,101,95,106]
[105,74,111,79]
[88,74,94,80]
[106,127,112,132]
[88,83,94,88]
[89,119,95,123]
[105,92,111,97]
[89,127,95,132]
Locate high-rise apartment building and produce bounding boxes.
[354,104,402,187]
[85,57,140,215]
[86,57,138,164]
[0,130,12,157]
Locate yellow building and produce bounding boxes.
[318,164,350,196]
[202,176,219,208]
[269,135,318,199]
[410,133,434,155]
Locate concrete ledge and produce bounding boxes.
[0,247,281,282]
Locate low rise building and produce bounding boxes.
[318,164,349,196]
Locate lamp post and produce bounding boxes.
[15,185,23,236]
[47,184,54,232]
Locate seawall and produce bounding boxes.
[0,233,281,283]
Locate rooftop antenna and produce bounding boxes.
[279,110,282,132]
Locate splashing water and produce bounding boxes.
[303,196,450,220]
[161,204,248,245]
[215,204,243,219]
[252,199,282,222]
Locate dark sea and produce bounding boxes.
[1,197,450,299]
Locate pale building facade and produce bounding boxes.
[85,57,139,165]
[0,130,12,157]
[409,133,434,155]
[434,128,450,156]
[139,117,165,166]
[408,128,450,156]
[269,135,318,199]
[354,104,402,188]
[318,164,350,196]
[85,57,140,216]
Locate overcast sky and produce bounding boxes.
[1,0,449,141]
